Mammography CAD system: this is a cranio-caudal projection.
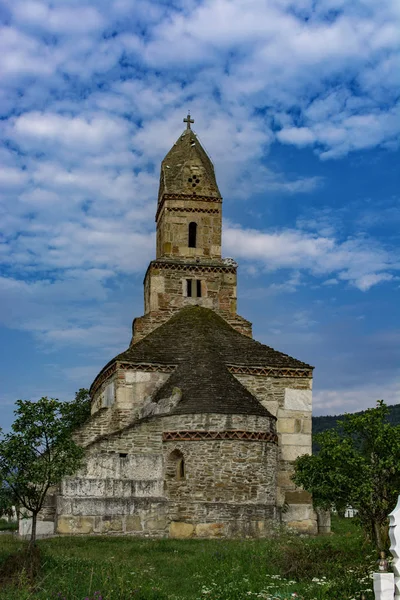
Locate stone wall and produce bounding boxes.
[156,199,222,260]
[143,261,237,315]
[55,412,279,538]
[234,373,316,533]
[86,368,170,445]
[81,365,316,535]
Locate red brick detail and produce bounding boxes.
[150,261,236,274]
[118,362,175,373]
[156,194,222,221]
[228,365,313,378]
[166,207,220,214]
[163,430,278,443]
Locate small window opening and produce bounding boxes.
[196,280,202,298]
[178,458,185,480]
[119,453,128,458]
[166,449,186,480]
[186,279,192,297]
[188,222,197,247]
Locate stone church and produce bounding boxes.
[40,116,316,538]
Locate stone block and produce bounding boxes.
[277,418,299,434]
[102,518,123,533]
[19,518,55,537]
[281,445,311,462]
[286,519,318,534]
[57,516,94,534]
[262,401,279,417]
[125,371,151,384]
[284,389,312,412]
[277,471,296,489]
[282,504,313,522]
[281,433,312,448]
[169,521,194,538]
[285,490,312,504]
[126,515,143,532]
[147,518,167,531]
[195,523,225,537]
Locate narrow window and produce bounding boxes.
[119,453,127,459]
[188,222,197,248]
[186,279,192,297]
[178,458,185,480]
[196,280,202,298]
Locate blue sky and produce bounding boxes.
[0,0,399,430]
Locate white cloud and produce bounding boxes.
[224,224,399,291]
[277,127,316,146]
[8,112,129,153]
[0,0,398,365]
[11,2,105,34]
[314,378,400,415]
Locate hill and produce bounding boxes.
[311,403,400,453]
[312,403,400,439]
[312,404,400,437]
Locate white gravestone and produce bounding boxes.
[389,495,400,599]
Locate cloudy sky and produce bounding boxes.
[0,0,399,429]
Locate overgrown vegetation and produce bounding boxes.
[294,400,400,549]
[0,518,17,531]
[0,517,376,599]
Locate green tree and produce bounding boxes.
[293,400,400,549]
[0,392,89,545]
[0,481,16,519]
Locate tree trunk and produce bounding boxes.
[30,512,37,547]
[373,520,384,550]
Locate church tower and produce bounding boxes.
[132,115,252,343]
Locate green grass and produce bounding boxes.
[0,519,18,531]
[0,517,377,600]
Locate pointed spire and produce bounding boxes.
[157,119,221,203]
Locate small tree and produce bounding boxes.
[293,400,400,549]
[0,392,89,545]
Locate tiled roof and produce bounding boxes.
[93,307,313,418]
[117,306,312,370]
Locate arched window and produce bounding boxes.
[166,449,185,480]
[188,222,197,248]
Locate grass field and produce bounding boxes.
[0,517,376,600]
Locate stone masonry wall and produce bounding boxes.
[144,263,237,314]
[234,373,316,533]
[164,439,277,505]
[85,369,170,446]
[56,412,279,538]
[156,199,222,260]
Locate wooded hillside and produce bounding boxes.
[312,403,400,437]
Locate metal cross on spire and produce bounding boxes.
[183,113,194,130]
